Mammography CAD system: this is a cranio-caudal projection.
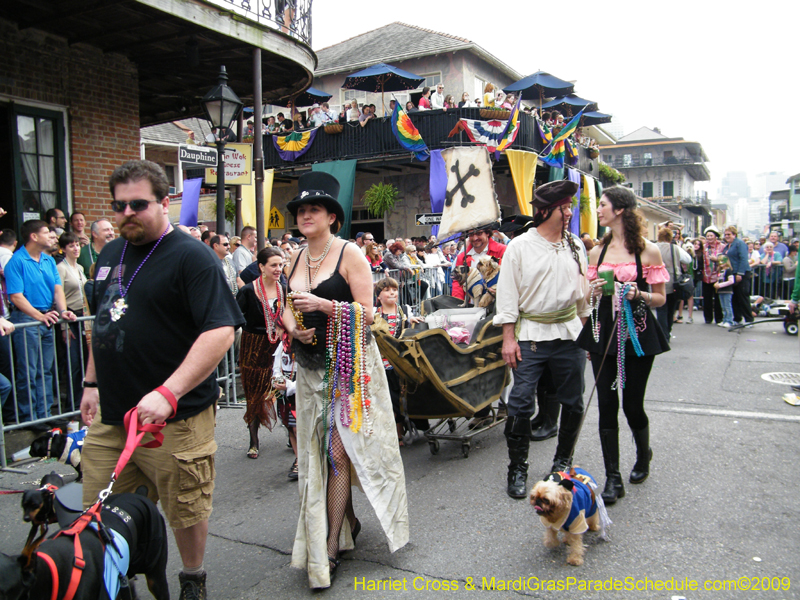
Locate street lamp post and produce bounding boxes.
[201,65,243,235]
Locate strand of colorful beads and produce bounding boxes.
[322,301,373,475]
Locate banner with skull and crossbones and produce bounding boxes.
[437,147,501,239]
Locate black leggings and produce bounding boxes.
[590,353,655,431]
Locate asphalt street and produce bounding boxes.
[1,313,799,600]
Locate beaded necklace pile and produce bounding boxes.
[322,300,373,474]
[256,276,284,344]
[111,225,170,322]
[304,234,334,290]
[612,284,645,390]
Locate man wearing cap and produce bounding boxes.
[451,224,507,301]
[309,104,326,128]
[493,180,590,498]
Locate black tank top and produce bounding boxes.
[288,243,355,368]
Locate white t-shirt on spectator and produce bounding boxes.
[232,245,254,274]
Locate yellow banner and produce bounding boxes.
[205,143,253,185]
[506,149,537,217]
[241,169,274,229]
[580,174,597,239]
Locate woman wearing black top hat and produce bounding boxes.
[577,186,670,505]
[283,172,409,589]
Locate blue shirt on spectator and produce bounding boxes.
[5,247,61,311]
[725,237,750,276]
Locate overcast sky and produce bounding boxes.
[312,0,798,198]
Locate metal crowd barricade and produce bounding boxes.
[0,315,241,468]
[215,344,240,409]
[373,265,453,315]
[749,264,793,301]
[0,316,92,469]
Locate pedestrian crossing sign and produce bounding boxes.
[269,207,285,230]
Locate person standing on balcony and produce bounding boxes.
[418,87,432,110]
[431,84,445,109]
[482,83,496,108]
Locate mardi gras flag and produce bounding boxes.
[495,98,522,153]
[391,100,429,161]
[540,109,585,169]
[536,120,552,145]
[273,129,317,161]
[565,138,579,166]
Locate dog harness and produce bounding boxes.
[58,429,88,468]
[549,469,598,534]
[34,503,133,600]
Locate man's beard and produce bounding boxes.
[120,217,146,243]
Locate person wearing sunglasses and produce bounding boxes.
[79,159,245,600]
[211,234,242,296]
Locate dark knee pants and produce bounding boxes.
[590,353,654,431]
[731,274,753,323]
[507,340,585,419]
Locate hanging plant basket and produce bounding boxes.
[480,108,510,120]
[323,123,343,134]
[363,182,400,218]
[587,147,599,159]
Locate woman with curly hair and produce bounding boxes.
[237,246,286,458]
[577,186,670,505]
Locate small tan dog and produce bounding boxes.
[456,256,501,308]
[529,467,608,566]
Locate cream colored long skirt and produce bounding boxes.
[291,339,409,588]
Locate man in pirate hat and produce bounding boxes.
[493,180,591,498]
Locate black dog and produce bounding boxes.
[20,472,64,527]
[0,487,170,600]
[29,430,86,481]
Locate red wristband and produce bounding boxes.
[155,385,178,419]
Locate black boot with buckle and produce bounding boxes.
[599,428,625,504]
[549,408,582,474]
[504,416,531,499]
[629,426,652,484]
[530,394,560,441]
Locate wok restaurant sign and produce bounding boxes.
[205,143,253,185]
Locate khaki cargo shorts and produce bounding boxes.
[82,403,217,530]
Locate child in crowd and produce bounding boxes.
[371,278,423,445]
[272,335,298,479]
[714,255,736,328]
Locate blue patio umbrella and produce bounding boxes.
[541,94,598,116]
[578,111,613,127]
[503,71,574,102]
[343,63,425,115]
[286,87,333,108]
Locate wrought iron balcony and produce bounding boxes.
[205,0,312,44]
[609,156,706,169]
[261,108,598,174]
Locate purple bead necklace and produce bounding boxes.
[110,225,170,322]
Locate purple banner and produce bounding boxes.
[179,178,203,227]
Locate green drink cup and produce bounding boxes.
[597,270,615,296]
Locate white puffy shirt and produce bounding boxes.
[492,228,590,342]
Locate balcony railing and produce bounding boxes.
[205,0,312,44]
[609,156,705,169]
[262,108,597,172]
[636,193,711,206]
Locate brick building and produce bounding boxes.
[0,0,315,232]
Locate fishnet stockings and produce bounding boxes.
[326,426,356,561]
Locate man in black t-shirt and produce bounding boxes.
[80,160,244,600]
